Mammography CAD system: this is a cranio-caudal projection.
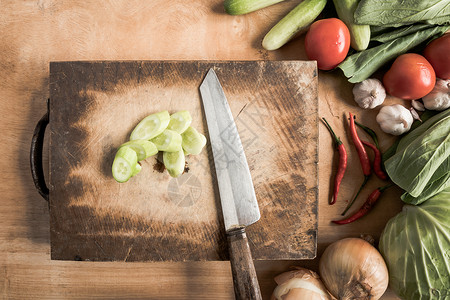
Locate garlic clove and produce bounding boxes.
[409,107,422,122]
[352,78,386,109]
[411,100,425,111]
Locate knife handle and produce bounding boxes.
[227,227,262,300]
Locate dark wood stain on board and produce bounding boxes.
[48,61,319,262]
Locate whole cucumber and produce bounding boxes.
[262,0,327,51]
[333,0,370,51]
[224,0,284,15]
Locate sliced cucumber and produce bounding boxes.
[181,127,207,155]
[119,140,158,161]
[200,134,207,148]
[112,146,138,183]
[131,163,142,177]
[163,150,185,178]
[151,129,183,152]
[167,111,192,134]
[130,111,170,141]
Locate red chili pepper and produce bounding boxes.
[355,121,379,148]
[355,121,389,179]
[349,113,371,176]
[362,140,388,180]
[341,113,372,215]
[332,185,392,225]
[322,118,347,205]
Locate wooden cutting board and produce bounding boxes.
[48,61,318,262]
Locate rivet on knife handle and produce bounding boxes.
[227,228,262,300]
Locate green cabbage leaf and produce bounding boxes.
[379,190,450,299]
[401,157,450,205]
[354,0,450,26]
[385,108,450,201]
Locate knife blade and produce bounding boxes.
[200,68,262,300]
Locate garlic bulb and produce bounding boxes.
[376,104,413,135]
[352,78,386,109]
[271,267,333,300]
[422,78,450,111]
[319,238,389,300]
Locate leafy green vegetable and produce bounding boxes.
[371,24,434,43]
[354,0,450,26]
[370,26,394,36]
[425,14,450,25]
[409,110,441,131]
[396,108,450,153]
[338,25,449,83]
[382,110,440,163]
[379,190,450,300]
[385,108,450,198]
[381,140,399,164]
[397,110,450,204]
[401,157,450,204]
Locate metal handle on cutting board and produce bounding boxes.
[30,101,49,202]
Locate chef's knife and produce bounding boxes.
[200,68,262,300]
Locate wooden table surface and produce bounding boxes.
[1,1,403,299]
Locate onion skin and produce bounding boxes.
[319,238,389,300]
[271,267,333,300]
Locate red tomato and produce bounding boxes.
[304,18,350,71]
[424,33,450,79]
[383,53,436,100]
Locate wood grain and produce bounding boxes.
[48,60,318,261]
[228,228,262,300]
[0,0,403,298]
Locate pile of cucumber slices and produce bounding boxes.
[112,110,207,182]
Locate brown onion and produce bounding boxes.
[271,267,333,300]
[319,238,388,300]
